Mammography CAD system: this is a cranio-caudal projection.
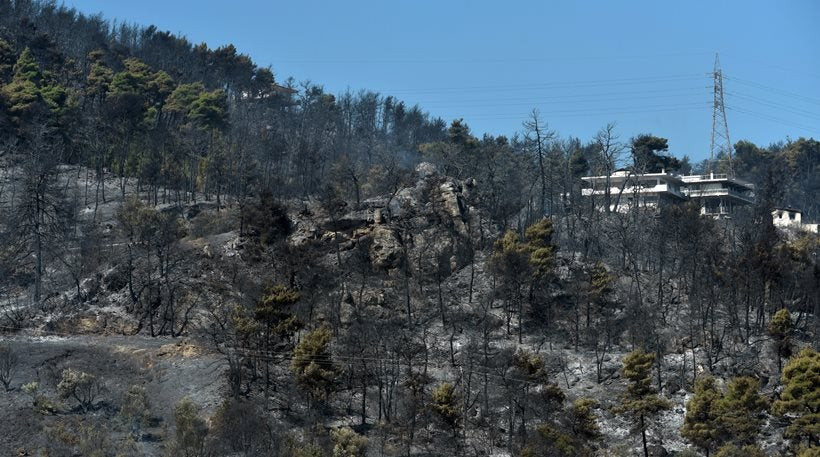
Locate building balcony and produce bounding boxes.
[581,184,685,200]
[683,187,755,204]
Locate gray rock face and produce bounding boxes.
[289,162,495,277]
[414,161,438,179]
[436,179,468,235]
[369,225,404,269]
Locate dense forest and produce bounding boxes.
[0,1,818,456]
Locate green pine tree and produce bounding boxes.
[291,326,336,405]
[615,349,672,457]
[768,308,793,374]
[774,347,820,445]
[431,381,461,433]
[255,284,302,339]
[682,376,722,456]
[571,397,600,440]
[713,443,766,457]
[331,427,368,457]
[524,218,556,278]
[170,398,209,457]
[716,376,768,446]
[1,48,43,118]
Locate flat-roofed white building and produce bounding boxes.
[580,170,756,216]
[680,173,755,216]
[581,170,686,212]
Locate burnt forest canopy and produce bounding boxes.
[0,1,818,456]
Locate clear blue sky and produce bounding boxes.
[64,0,820,161]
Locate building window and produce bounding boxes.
[789,212,795,220]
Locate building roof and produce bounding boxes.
[680,173,754,190]
[581,171,684,184]
[772,207,802,213]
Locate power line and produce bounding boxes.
[727,106,820,134]
[726,91,820,121]
[435,103,710,121]
[418,89,708,109]
[724,75,820,106]
[373,74,706,95]
[278,51,713,65]
[414,86,707,106]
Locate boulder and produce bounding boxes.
[369,225,404,269]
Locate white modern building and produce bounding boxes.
[581,170,686,212]
[680,173,755,216]
[580,170,756,216]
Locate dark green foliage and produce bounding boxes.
[570,397,599,439]
[431,382,461,430]
[615,349,672,457]
[533,424,580,457]
[769,308,793,373]
[714,443,766,457]
[682,375,768,452]
[291,326,336,402]
[490,230,531,279]
[165,81,205,117]
[513,348,548,382]
[109,58,151,95]
[717,377,768,445]
[85,59,113,99]
[170,398,209,457]
[682,376,722,454]
[588,262,613,309]
[330,427,368,457]
[189,89,229,131]
[733,138,820,218]
[0,3,817,455]
[631,134,680,172]
[254,284,302,338]
[774,347,820,444]
[569,148,589,178]
[57,368,103,413]
[524,218,556,278]
[2,48,44,119]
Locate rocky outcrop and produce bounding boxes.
[288,162,494,276]
[369,225,404,269]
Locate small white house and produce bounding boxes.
[772,208,819,233]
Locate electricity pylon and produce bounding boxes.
[710,54,733,176]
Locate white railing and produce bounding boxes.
[684,188,755,202]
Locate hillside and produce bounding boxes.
[0,2,819,457]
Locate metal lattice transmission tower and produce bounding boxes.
[710,54,733,176]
